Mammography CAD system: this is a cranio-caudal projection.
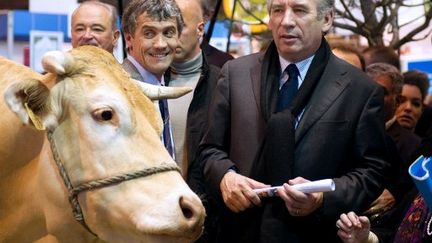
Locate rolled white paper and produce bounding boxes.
[252,179,335,197]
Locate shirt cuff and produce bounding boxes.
[227,165,238,173]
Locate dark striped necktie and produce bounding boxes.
[158,99,175,159]
[276,63,299,112]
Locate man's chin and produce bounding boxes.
[174,54,186,62]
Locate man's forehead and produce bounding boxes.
[271,0,314,7]
[73,8,111,23]
[75,4,110,17]
[73,18,109,27]
[137,14,178,29]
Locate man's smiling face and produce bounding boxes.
[125,13,179,80]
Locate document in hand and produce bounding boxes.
[409,155,432,209]
[252,178,335,197]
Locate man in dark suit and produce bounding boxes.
[197,0,390,242]
[166,0,219,173]
[165,0,221,241]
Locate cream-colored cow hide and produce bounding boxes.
[0,46,205,243]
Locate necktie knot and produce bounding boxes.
[285,64,299,82]
[276,64,299,112]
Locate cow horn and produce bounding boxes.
[133,79,193,100]
[42,51,73,75]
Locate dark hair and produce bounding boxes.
[122,0,184,35]
[366,62,403,94]
[267,0,335,19]
[363,45,400,70]
[403,70,430,100]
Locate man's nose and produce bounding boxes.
[281,9,296,27]
[154,35,168,48]
[83,29,93,39]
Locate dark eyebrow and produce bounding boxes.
[163,26,176,31]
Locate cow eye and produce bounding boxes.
[92,108,114,122]
[101,110,113,120]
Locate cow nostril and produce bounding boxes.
[182,207,193,219]
[179,196,194,219]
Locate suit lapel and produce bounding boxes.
[250,55,263,115]
[295,58,350,143]
[122,58,144,81]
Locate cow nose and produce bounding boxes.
[178,195,205,239]
[179,195,197,220]
[178,194,205,233]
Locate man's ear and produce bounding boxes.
[197,21,205,39]
[321,9,334,34]
[113,29,121,46]
[124,32,133,51]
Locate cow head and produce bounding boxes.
[4,46,205,242]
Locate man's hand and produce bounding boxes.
[336,212,377,243]
[364,189,395,215]
[220,171,269,212]
[277,177,323,217]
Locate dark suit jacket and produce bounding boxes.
[198,51,390,242]
[201,39,234,68]
[369,121,421,242]
[387,121,421,167]
[165,53,220,243]
[164,53,220,190]
[415,105,432,138]
[385,121,420,200]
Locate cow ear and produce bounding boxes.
[4,79,50,130]
[133,79,193,100]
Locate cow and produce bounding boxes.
[0,46,205,243]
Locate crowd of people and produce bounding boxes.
[69,0,431,242]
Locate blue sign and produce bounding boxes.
[406,59,432,94]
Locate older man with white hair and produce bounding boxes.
[71,1,120,53]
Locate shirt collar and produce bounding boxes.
[127,55,164,86]
[279,55,315,87]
